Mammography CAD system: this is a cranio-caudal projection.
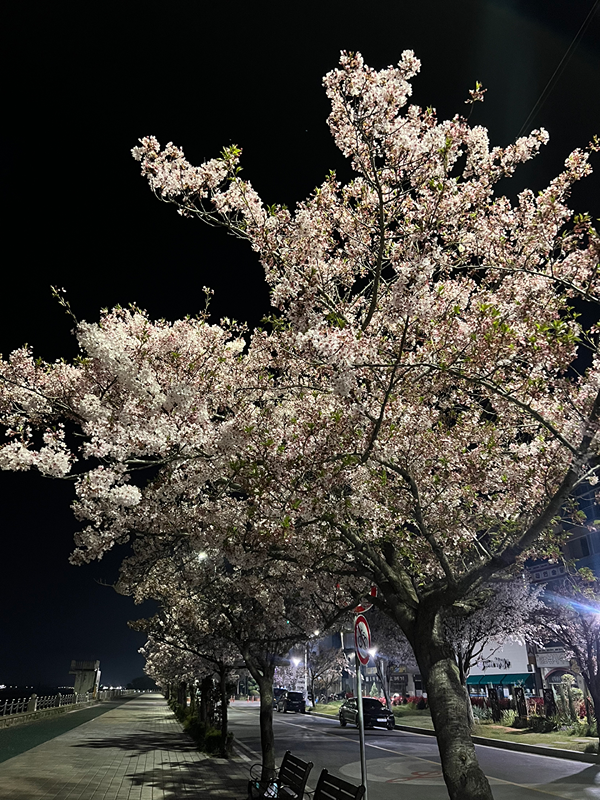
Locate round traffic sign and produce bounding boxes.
[354,614,371,665]
[353,585,377,614]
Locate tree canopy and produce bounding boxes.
[1,51,599,800]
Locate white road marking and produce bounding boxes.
[232,706,600,798]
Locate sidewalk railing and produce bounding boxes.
[1,689,136,717]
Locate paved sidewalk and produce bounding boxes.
[0,693,250,799]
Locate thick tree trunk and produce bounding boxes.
[411,611,494,800]
[178,681,186,708]
[245,657,277,785]
[219,666,229,757]
[587,685,600,763]
[199,675,212,725]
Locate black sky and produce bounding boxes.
[1,0,599,687]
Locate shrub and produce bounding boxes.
[584,742,598,754]
[392,695,428,709]
[511,716,529,729]
[501,709,517,727]
[528,715,556,733]
[568,719,598,737]
[472,706,492,723]
[406,695,422,705]
[168,700,234,756]
[204,727,234,755]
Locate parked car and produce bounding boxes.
[276,690,306,713]
[272,687,288,708]
[338,697,395,730]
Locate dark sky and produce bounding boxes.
[1,0,599,687]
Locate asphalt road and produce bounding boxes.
[229,703,600,799]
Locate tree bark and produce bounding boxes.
[218,666,229,757]
[245,656,277,784]
[178,681,186,708]
[410,609,495,800]
[199,675,212,725]
[456,653,476,728]
[587,685,600,763]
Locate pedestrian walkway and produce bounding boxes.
[0,693,249,799]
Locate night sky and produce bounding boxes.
[1,0,599,688]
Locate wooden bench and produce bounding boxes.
[312,769,365,800]
[248,750,314,799]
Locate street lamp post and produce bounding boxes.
[305,643,308,703]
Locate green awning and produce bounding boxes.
[467,673,534,687]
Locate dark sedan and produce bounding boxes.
[339,697,395,729]
[276,690,306,713]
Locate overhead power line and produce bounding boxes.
[517,0,600,138]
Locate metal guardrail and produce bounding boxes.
[0,689,136,717]
[1,697,29,716]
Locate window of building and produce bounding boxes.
[567,537,590,560]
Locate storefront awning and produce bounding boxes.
[466,673,534,687]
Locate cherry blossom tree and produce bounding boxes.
[134,612,240,756]
[365,609,417,706]
[1,50,599,800]
[306,646,351,703]
[443,577,543,725]
[537,570,600,756]
[126,52,600,799]
[117,529,354,780]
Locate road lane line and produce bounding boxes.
[266,712,598,798]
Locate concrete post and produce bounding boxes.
[27,694,37,713]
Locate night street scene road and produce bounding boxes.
[230,701,600,799]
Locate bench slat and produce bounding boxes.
[248,750,313,800]
[313,769,365,800]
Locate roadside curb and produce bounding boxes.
[233,737,261,762]
[307,710,338,720]
[397,724,600,765]
[307,711,600,764]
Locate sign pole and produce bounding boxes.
[354,613,371,800]
[355,654,368,800]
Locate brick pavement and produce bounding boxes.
[0,693,250,799]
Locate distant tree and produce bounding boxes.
[306,646,351,702]
[367,610,417,707]
[537,569,600,756]
[134,610,239,756]
[443,577,543,725]
[118,537,353,781]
